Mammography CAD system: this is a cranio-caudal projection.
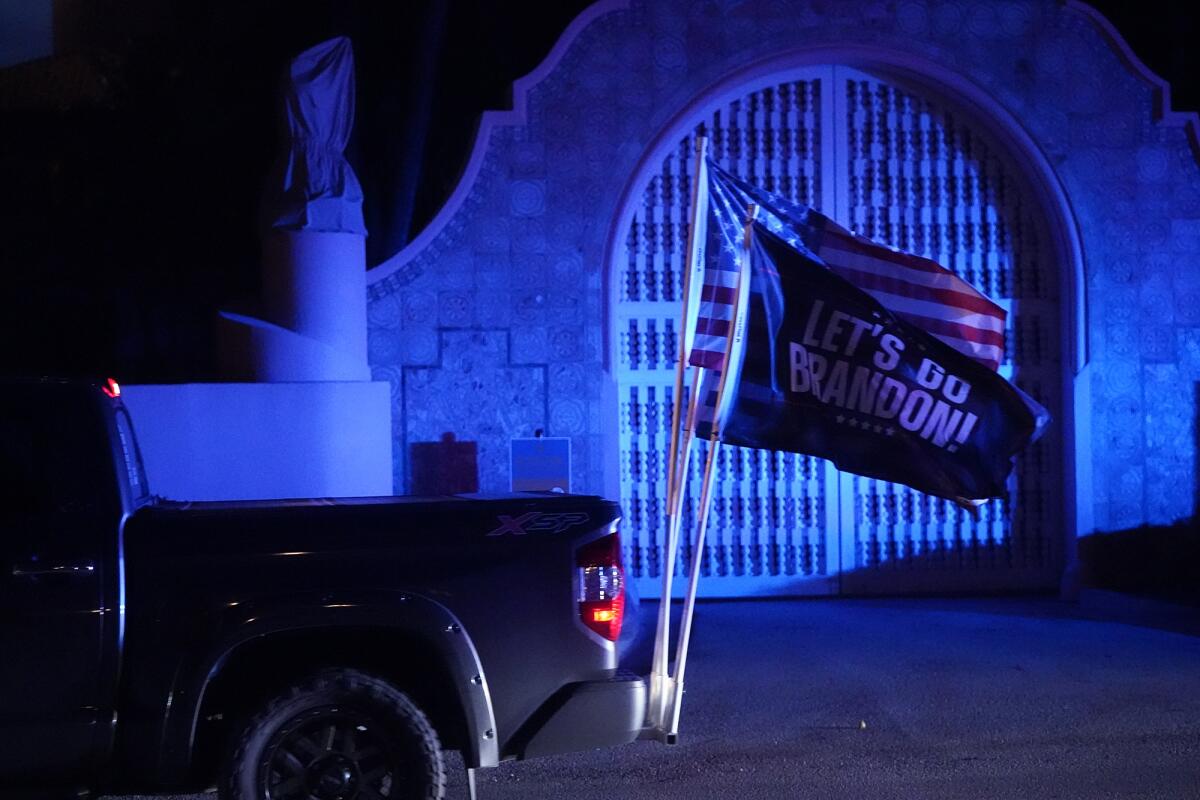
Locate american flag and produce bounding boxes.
[808,214,1005,371]
[686,161,1006,373]
[681,161,759,433]
[684,160,759,371]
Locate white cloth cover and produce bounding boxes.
[265,36,366,234]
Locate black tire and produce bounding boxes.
[221,668,446,800]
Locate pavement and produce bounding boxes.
[106,597,1200,800]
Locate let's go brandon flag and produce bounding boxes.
[718,219,1048,503]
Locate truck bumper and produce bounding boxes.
[518,673,647,760]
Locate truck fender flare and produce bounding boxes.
[164,590,499,776]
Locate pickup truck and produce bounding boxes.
[0,378,646,799]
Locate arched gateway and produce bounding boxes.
[367,1,1200,602]
[611,61,1073,596]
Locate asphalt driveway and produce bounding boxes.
[107,597,1200,800]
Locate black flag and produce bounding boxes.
[718,220,1049,503]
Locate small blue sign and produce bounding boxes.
[510,437,571,493]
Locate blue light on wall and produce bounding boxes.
[363,0,1200,596]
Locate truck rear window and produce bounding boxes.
[114,407,148,504]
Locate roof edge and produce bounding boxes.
[368,0,632,287]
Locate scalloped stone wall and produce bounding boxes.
[365,0,1200,538]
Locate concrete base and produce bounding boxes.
[122,382,392,501]
[216,311,372,382]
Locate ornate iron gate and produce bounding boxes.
[615,66,1061,597]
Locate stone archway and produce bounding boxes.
[607,54,1085,597]
[364,1,1196,579]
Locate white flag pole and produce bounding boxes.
[648,137,709,733]
[666,136,709,549]
[667,204,757,738]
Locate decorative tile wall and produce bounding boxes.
[366,0,1200,541]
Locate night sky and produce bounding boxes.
[0,0,1195,382]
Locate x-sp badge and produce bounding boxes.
[487,512,590,536]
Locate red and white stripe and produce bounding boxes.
[813,216,1006,371]
[686,158,758,372]
[688,266,742,369]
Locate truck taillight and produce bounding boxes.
[576,532,625,642]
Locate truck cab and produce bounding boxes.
[0,380,141,779]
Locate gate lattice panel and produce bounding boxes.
[833,69,1061,591]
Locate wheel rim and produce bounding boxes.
[262,707,398,800]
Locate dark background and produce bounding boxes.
[0,0,1195,382]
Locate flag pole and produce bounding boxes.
[666,204,757,739]
[648,136,709,734]
[648,358,708,737]
[665,136,709,559]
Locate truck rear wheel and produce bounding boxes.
[221,668,446,800]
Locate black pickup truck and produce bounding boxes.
[0,378,646,799]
